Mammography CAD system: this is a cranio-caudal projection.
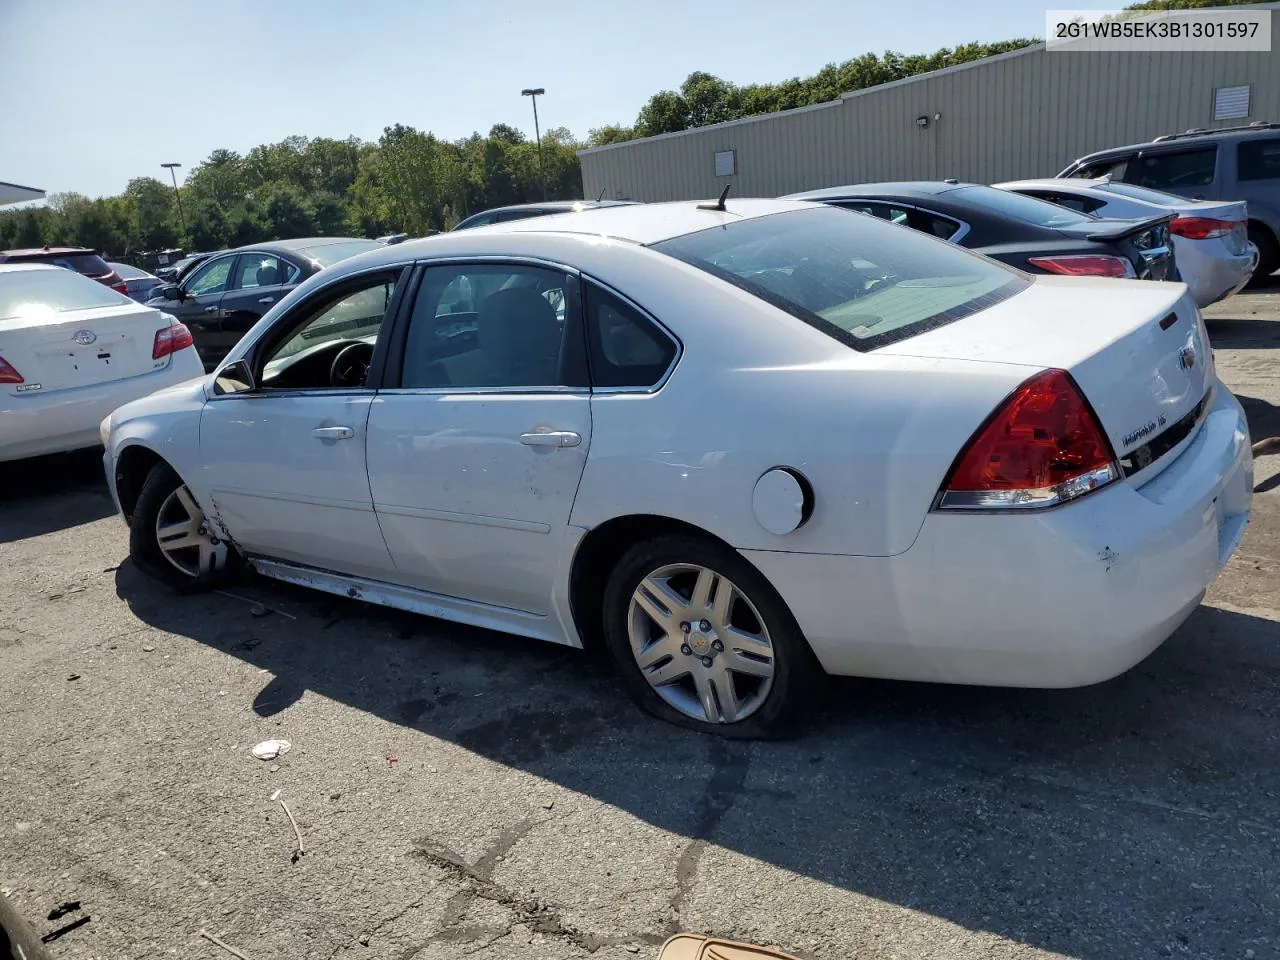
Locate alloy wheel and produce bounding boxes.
[154,485,227,578]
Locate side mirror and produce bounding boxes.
[161,284,183,301]
[213,359,255,396]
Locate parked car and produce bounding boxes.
[109,261,166,303]
[452,199,637,231]
[154,250,222,285]
[102,200,1251,737]
[1057,121,1280,281]
[1,263,202,462]
[787,182,1176,281]
[151,237,384,369]
[995,178,1258,307]
[0,246,127,295]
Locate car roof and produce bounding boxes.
[0,245,98,258]
[469,200,638,217]
[0,262,67,275]
[1073,123,1280,161]
[786,182,971,202]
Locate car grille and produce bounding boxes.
[1119,388,1211,477]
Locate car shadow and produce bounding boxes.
[115,564,1280,959]
[0,449,115,543]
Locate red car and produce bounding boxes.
[0,246,128,295]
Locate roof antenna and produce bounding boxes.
[697,183,732,211]
[597,187,607,201]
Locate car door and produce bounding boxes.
[365,260,592,615]
[199,266,408,580]
[171,253,236,367]
[215,253,301,362]
[1125,145,1221,200]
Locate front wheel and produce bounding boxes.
[129,462,237,590]
[602,534,822,738]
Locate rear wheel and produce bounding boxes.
[602,534,821,738]
[1247,223,1278,286]
[129,462,236,590]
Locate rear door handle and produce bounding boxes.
[258,296,275,304]
[520,430,581,448]
[312,425,355,440]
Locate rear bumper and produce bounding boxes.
[1178,240,1258,307]
[0,350,204,462]
[745,384,1253,687]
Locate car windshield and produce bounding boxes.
[1095,181,1188,206]
[111,262,152,280]
[951,185,1096,228]
[652,206,1027,351]
[297,239,385,267]
[0,268,131,321]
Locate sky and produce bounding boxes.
[0,0,1047,200]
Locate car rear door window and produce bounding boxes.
[1238,138,1280,181]
[583,283,678,389]
[1128,148,1217,189]
[233,254,291,289]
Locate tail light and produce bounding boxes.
[1170,216,1235,240]
[152,323,194,360]
[110,279,129,295]
[936,369,1119,510]
[0,356,23,384]
[1026,255,1136,279]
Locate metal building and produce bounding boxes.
[579,6,1280,201]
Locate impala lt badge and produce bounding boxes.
[72,329,97,345]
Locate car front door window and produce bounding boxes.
[186,257,233,297]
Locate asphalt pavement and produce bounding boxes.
[2,281,1279,960]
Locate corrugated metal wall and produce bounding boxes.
[580,15,1280,201]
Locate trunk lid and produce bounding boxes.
[1168,200,1250,256]
[1056,214,1176,280]
[876,276,1212,482]
[0,302,175,395]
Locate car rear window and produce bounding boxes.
[0,268,132,321]
[3,252,112,276]
[651,206,1028,352]
[111,262,152,280]
[1095,181,1188,205]
[297,239,385,267]
[950,185,1095,228]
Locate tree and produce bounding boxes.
[588,125,638,147]
[124,177,178,250]
[263,184,316,238]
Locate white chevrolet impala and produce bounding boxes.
[102,200,1253,736]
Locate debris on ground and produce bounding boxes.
[199,928,257,960]
[66,674,79,682]
[279,797,305,863]
[251,739,291,761]
[249,603,269,618]
[269,789,281,802]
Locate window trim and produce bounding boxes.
[378,255,591,396]
[208,263,411,401]
[581,276,683,394]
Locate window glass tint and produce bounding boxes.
[585,285,677,388]
[841,202,911,225]
[916,211,963,239]
[256,275,398,390]
[1129,148,1216,188]
[42,253,111,276]
[297,239,384,267]
[952,185,1094,228]
[111,262,151,280]
[1028,192,1097,214]
[0,267,130,321]
[1071,157,1129,180]
[653,206,1027,352]
[401,263,576,389]
[1096,181,1187,206]
[1238,138,1280,182]
[234,254,289,289]
[187,257,233,296]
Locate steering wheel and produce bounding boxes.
[329,342,374,388]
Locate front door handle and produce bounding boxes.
[520,430,582,448]
[204,305,217,313]
[258,296,275,304]
[312,425,355,440]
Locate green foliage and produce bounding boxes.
[1124,0,1267,9]
[1,33,1048,255]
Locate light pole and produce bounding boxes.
[521,87,546,200]
[160,162,187,245]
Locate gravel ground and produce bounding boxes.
[2,281,1279,960]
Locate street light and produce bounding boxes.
[160,162,187,244]
[521,87,546,200]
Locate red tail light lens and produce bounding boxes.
[937,369,1119,510]
[1026,255,1136,279]
[152,323,194,360]
[1170,216,1235,240]
[0,356,23,384]
[111,280,129,295]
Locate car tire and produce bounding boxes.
[129,462,238,592]
[601,533,823,739]
[0,891,51,960]
[1247,223,1278,286]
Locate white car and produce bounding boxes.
[1,263,203,462]
[995,178,1259,307]
[102,200,1253,737]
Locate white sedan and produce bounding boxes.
[1,263,203,462]
[102,200,1253,736]
[995,178,1259,307]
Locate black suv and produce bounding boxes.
[1059,121,1280,281]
